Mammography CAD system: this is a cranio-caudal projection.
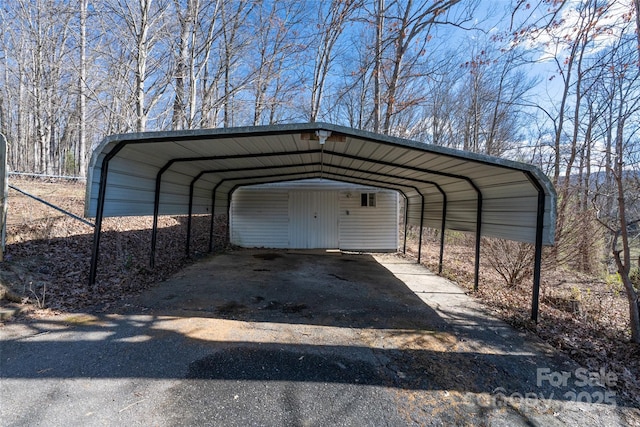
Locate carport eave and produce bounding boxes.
[85,122,556,219]
[93,145,494,240]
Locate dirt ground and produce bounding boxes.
[2,249,638,426]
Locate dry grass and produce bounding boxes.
[405,228,640,408]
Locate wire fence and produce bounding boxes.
[8,171,85,181]
[8,184,94,228]
[5,174,89,229]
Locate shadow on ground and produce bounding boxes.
[131,249,449,330]
[1,250,630,410]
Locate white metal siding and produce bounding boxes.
[231,182,398,251]
[87,125,555,247]
[339,191,398,251]
[230,190,289,248]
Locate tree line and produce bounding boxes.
[0,0,536,175]
[2,0,640,340]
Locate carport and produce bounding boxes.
[85,122,556,321]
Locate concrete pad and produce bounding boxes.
[0,249,637,426]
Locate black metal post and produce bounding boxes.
[417,193,425,263]
[186,172,207,257]
[89,167,108,286]
[439,191,447,275]
[186,180,195,257]
[209,182,222,252]
[403,195,408,254]
[531,185,546,323]
[226,190,233,246]
[89,142,127,286]
[474,192,483,291]
[150,162,174,268]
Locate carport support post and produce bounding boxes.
[150,187,161,268]
[226,191,232,246]
[208,188,216,252]
[422,182,447,275]
[531,187,546,323]
[209,183,222,252]
[473,194,483,292]
[186,172,208,256]
[402,195,408,254]
[186,179,195,257]
[89,141,128,286]
[417,193,425,263]
[89,182,107,286]
[0,134,6,262]
[150,162,175,268]
[439,194,447,275]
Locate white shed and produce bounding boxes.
[230,179,398,251]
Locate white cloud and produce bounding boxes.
[515,0,633,60]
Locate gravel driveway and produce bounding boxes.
[1,249,638,426]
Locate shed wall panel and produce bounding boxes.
[230,190,289,248]
[230,182,398,251]
[338,191,398,251]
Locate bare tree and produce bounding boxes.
[447,40,536,156]
[171,0,200,130]
[15,0,77,174]
[308,0,361,122]
[378,0,474,135]
[513,1,621,266]
[332,0,477,137]
[78,0,88,176]
[249,1,306,125]
[219,0,256,127]
[0,7,17,168]
[422,55,463,147]
[372,0,384,132]
[591,26,640,342]
[329,23,376,130]
[180,0,223,128]
[101,0,171,132]
[634,0,640,67]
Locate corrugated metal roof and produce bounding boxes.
[85,122,556,245]
[241,178,394,192]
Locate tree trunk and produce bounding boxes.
[172,0,192,130]
[373,0,384,133]
[613,106,640,342]
[135,0,152,133]
[615,256,640,343]
[634,0,640,68]
[78,0,87,177]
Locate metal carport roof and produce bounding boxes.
[85,122,556,321]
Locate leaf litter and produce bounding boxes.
[1,177,639,408]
